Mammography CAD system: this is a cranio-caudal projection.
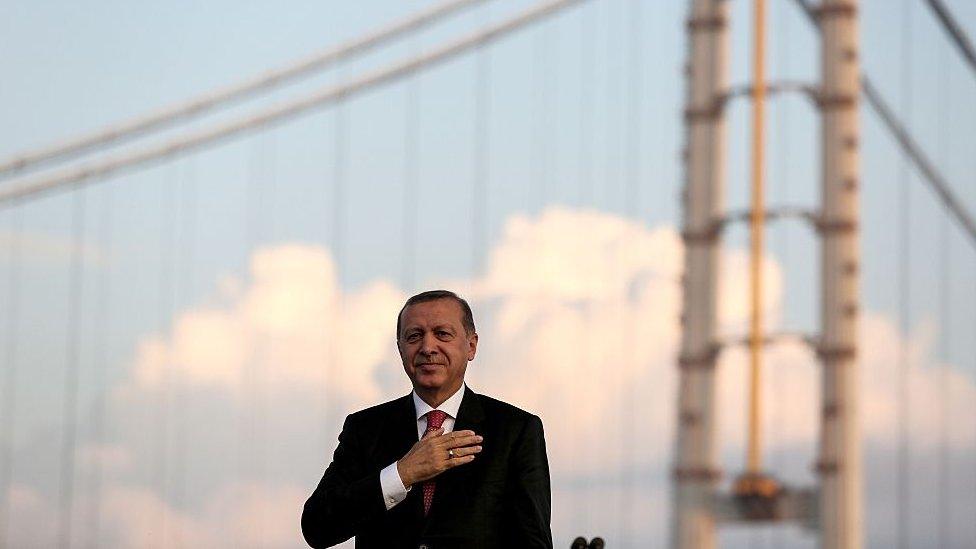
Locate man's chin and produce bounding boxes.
[412,373,444,388]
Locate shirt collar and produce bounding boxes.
[412,383,466,421]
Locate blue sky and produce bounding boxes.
[1,0,975,547]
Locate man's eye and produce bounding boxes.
[436,331,453,340]
[406,334,421,343]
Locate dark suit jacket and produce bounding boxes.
[301,387,552,548]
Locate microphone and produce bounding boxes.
[571,537,588,549]
[589,537,605,549]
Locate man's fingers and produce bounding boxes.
[446,454,477,468]
[421,427,444,440]
[446,434,483,449]
[449,445,483,458]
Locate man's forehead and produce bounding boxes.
[400,299,465,326]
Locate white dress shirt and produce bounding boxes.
[378,383,466,510]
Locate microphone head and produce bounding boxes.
[571,537,588,549]
[589,537,605,549]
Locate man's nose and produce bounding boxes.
[419,333,439,355]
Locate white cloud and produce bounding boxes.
[200,481,310,548]
[125,243,403,409]
[4,206,974,547]
[2,481,308,549]
[860,315,976,449]
[99,485,215,548]
[3,483,55,548]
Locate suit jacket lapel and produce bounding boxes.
[452,385,486,435]
[386,393,418,456]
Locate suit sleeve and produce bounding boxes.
[509,414,553,548]
[301,415,387,548]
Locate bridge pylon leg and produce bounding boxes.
[671,1,729,548]
[673,0,864,547]
[817,1,862,548]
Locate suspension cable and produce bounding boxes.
[87,180,114,548]
[236,137,260,548]
[328,100,347,451]
[789,0,976,250]
[152,164,178,548]
[621,0,643,539]
[602,2,631,539]
[862,77,976,249]
[472,5,491,278]
[936,37,952,549]
[924,0,976,84]
[0,0,591,209]
[531,25,551,211]
[972,107,976,549]
[172,157,197,549]
[769,0,792,544]
[243,131,276,545]
[0,209,23,547]
[57,188,87,549]
[576,2,595,530]
[603,1,617,214]
[259,131,276,546]
[896,2,914,546]
[625,0,642,217]
[0,0,490,179]
[401,50,420,292]
[578,4,594,207]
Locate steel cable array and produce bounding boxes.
[0,0,590,207]
[0,0,490,181]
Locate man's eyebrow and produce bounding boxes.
[433,324,456,332]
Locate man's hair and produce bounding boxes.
[396,290,476,338]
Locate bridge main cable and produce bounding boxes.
[0,0,488,179]
[924,0,976,84]
[0,0,589,208]
[790,0,976,251]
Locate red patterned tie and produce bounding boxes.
[422,410,448,516]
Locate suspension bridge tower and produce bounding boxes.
[671,0,862,547]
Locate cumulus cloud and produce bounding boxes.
[3,480,308,549]
[3,484,54,547]
[3,206,973,547]
[124,243,403,408]
[456,208,791,478]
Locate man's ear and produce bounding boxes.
[467,332,478,360]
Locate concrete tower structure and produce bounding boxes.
[672,0,728,547]
[672,1,862,547]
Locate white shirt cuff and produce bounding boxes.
[379,461,410,510]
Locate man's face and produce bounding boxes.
[397,299,478,396]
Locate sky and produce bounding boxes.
[0,0,975,547]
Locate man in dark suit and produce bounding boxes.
[302,290,552,548]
